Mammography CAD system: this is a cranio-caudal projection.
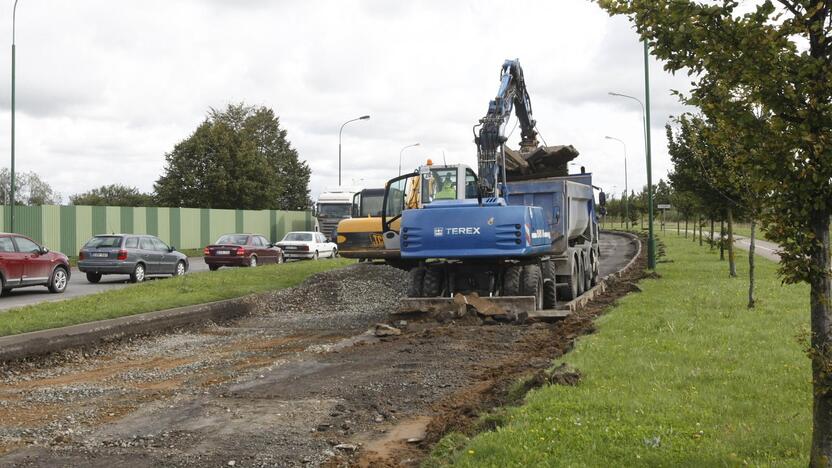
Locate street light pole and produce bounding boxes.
[398,143,420,176]
[10,0,19,233]
[338,115,370,186]
[605,136,629,231]
[609,43,656,269]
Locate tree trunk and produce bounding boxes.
[684,218,688,238]
[810,214,832,467]
[699,216,703,247]
[748,219,756,309]
[727,208,737,277]
[710,218,715,250]
[677,218,680,236]
[720,219,725,261]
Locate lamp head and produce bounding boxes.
[359,115,370,120]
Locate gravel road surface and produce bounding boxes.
[0,232,640,467]
[0,258,211,313]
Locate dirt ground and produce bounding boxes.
[0,233,640,467]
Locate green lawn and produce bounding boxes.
[0,259,352,337]
[430,234,810,466]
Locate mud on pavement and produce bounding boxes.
[0,238,644,467]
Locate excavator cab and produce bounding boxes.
[381,164,478,252]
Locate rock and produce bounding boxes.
[316,424,331,432]
[406,437,424,444]
[227,461,236,467]
[374,324,402,337]
[373,414,383,423]
[334,443,358,452]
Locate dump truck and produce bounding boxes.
[314,186,362,241]
[384,59,605,314]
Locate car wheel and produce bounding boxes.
[277,253,284,264]
[330,248,338,259]
[48,266,69,293]
[174,261,186,277]
[249,256,258,268]
[86,272,102,283]
[209,265,220,271]
[313,251,319,261]
[130,263,146,283]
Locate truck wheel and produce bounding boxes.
[408,267,426,297]
[590,251,600,286]
[558,262,579,302]
[502,264,522,296]
[542,260,557,309]
[577,256,586,296]
[423,267,445,297]
[520,264,543,310]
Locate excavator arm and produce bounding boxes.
[474,59,540,198]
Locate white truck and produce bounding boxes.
[314,186,362,241]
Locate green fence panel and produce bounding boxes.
[60,206,76,255]
[16,206,42,244]
[75,206,93,254]
[146,207,158,236]
[178,208,201,249]
[157,208,171,245]
[105,206,122,234]
[200,209,210,247]
[121,207,134,234]
[209,209,236,243]
[169,208,182,249]
[243,210,270,238]
[133,207,147,235]
[41,205,61,251]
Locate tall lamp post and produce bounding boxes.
[605,136,629,231]
[338,115,370,186]
[609,43,655,270]
[10,0,20,233]
[398,143,420,176]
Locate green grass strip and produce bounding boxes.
[0,259,352,337]
[430,234,810,467]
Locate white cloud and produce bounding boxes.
[0,0,690,204]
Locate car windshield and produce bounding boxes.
[283,233,313,242]
[84,236,122,249]
[216,234,249,245]
[317,204,351,217]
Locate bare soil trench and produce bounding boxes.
[0,233,640,467]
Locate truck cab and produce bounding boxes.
[314,186,361,241]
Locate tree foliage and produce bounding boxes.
[0,169,61,205]
[155,103,311,210]
[70,184,154,207]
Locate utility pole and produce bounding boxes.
[338,115,370,186]
[10,0,20,233]
[644,41,655,269]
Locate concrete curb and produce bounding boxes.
[0,295,259,363]
[556,231,643,312]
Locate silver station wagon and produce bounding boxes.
[78,234,189,283]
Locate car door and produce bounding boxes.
[316,233,331,255]
[139,237,160,274]
[258,236,276,262]
[14,236,50,285]
[152,237,176,274]
[0,236,24,288]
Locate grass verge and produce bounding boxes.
[429,234,810,466]
[0,259,352,337]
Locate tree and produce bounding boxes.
[155,103,311,210]
[70,184,154,207]
[0,169,61,205]
[598,1,832,462]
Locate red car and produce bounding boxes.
[203,233,284,270]
[0,233,70,295]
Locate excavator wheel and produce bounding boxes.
[542,260,557,309]
[520,264,543,310]
[408,267,426,297]
[502,264,522,296]
[423,267,445,297]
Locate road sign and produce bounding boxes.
[657,204,671,209]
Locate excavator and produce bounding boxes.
[336,161,475,267]
[386,59,602,315]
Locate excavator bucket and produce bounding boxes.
[397,293,535,322]
[504,145,580,181]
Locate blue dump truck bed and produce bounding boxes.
[401,173,595,260]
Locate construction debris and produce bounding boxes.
[505,145,580,181]
[373,323,402,337]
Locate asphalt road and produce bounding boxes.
[0,257,210,312]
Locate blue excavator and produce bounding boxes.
[382,59,605,314]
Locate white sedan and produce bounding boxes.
[276,231,338,260]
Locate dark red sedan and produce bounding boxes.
[0,233,70,295]
[203,234,284,271]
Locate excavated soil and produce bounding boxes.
[0,234,641,467]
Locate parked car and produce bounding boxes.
[78,234,188,283]
[276,231,337,260]
[0,233,70,295]
[203,233,284,271]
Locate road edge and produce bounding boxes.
[0,295,259,363]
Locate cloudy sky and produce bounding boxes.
[0,0,691,204]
